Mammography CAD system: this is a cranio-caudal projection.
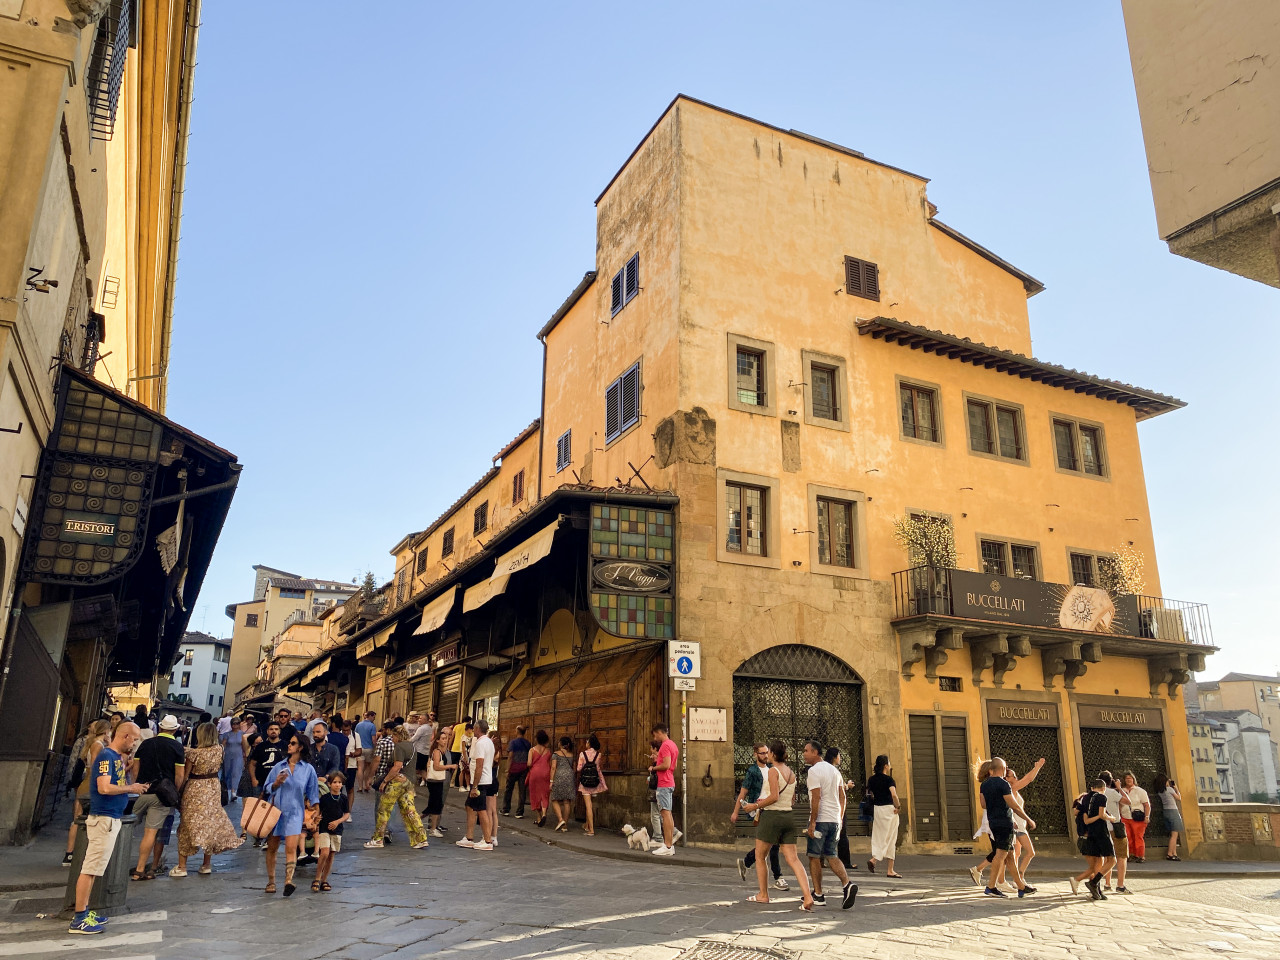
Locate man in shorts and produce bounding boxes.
[1078,778,1118,900]
[648,722,680,856]
[456,719,495,851]
[979,757,1036,898]
[70,722,148,935]
[131,714,185,881]
[316,772,350,891]
[355,711,377,792]
[802,741,857,909]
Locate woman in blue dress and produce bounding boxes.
[221,716,246,802]
[263,731,318,896]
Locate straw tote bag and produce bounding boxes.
[241,796,281,839]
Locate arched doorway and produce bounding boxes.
[733,644,866,832]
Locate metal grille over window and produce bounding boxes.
[987,725,1069,837]
[725,482,765,556]
[1011,544,1037,580]
[605,363,641,442]
[980,539,1008,576]
[1070,552,1095,587]
[86,0,133,141]
[810,365,838,420]
[1079,727,1171,841]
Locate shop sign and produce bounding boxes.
[689,706,727,741]
[592,560,671,593]
[1076,703,1163,731]
[430,643,459,670]
[985,699,1060,727]
[951,570,1139,637]
[62,513,117,543]
[407,656,431,679]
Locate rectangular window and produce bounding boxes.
[441,528,455,558]
[181,671,190,688]
[996,406,1023,460]
[396,566,409,603]
[1070,552,1096,587]
[980,539,1008,576]
[810,364,839,421]
[967,398,1024,461]
[183,649,194,666]
[900,383,939,442]
[1054,417,1106,477]
[212,671,218,685]
[279,588,306,599]
[512,470,525,505]
[844,255,881,301]
[221,674,225,685]
[1010,544,1038,580]
[605,362,641,442]
[816,497,855,567]
[555,430,571,472]
[725,482,766,557]
[938,676,963,693]
[415,550,428,576]
[610,253,640,316]
[968,400,993,455]
[473,502,488,535]
[736,347,766,407]
[245,613,258,628]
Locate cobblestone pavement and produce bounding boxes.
[3,795,1280,960]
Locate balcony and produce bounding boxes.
[889,566,1213,693]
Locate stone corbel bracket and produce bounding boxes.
[1148,650,1207,698]
[970,633,1032,687]
[900,626,962,681]
[1042,640,1102,690]
[924,628,964,684]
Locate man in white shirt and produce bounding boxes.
[456,719,495,851]
[803,740,857,909]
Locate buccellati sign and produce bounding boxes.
[985,699,1060,726]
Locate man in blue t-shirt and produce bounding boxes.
[979,757,1036,899]
[355,711,377,791]
[70,721,148,936]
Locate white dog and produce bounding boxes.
[621,824,652,851]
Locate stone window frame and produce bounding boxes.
[1049,412,1110,482]
[896,375,946,448]
[715,467,781,570]
[802,350,851,433]
[725,332,777,418]
[1063,547,1117,588]
[972,532,1042,580]
[962,391,1030,467]
[805,483,869,579]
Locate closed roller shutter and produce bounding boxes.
[411,680,433,715]
[941,720,974,841]
[436,672,461,726]
[909,715,941,841]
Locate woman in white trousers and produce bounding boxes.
[865,754,902,878]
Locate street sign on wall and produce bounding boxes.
[668,640,701,679]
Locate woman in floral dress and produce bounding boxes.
[172,723,244,876]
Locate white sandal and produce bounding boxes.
[168,867,187,877]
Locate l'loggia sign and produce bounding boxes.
[668,641,701,679]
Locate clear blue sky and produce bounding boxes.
[166,2,1277,677]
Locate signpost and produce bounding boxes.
[667,641,701,848]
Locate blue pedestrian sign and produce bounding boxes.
[668,641,701,679]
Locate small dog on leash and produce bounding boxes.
[621,824,652,851]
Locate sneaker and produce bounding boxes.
[501,811,510,817]
[429,829,445,838]
[472,841,494,851]
[62,852,74,866]
[1018,885,1037,898]
[773,877,790,891]
[812,893,827,907]
[737,858,748,882]
[842,882,858,909]
[412,841,430,850]
[1004,880,1017,893]
[651,845,674,857]
[490,839,498,847]
[68,915,104,935]
[168,867,188,877]
[86,910,109,925]
[362,839,385,849]
[968,865,981,886]
[1115,886,1132,895]
[455,838,476,848]
[983,887,1008,898]
[672,829,684,845]
[1069,877,1080,895]
[253,838,263,848]
[515,814,524,819]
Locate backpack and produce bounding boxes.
[1072,792,1090,838]
[579,751,601,789]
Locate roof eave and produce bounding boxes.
[929,219,1045,297]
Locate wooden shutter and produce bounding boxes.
[844,256,863,296]
[844,255,880,301]
[863,261,880,300]
[610,270,624,315]
[436,671,462,725]
[605,379,622,441]
[941,719,973,841]
[621,364,640,431]
[908,715,942,841]
[624,254,639,300]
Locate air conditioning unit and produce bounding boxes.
[1141,607,1187,643]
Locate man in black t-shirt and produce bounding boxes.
[132,715,185,880]
[978,757,1036,898]
[249,722,286,792]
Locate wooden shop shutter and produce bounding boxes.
[908,715,942,841]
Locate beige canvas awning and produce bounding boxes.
[490,518,561,582]
[463,574,510,613]
[412,585,458,637]
[357,624,396,660]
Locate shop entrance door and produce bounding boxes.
[988,724,1069,838]
[732,645,866,836]
[1080,728,1170,840]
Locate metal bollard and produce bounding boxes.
[62,813,137,915]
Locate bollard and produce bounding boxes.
[62,813,137,916]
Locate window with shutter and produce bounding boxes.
[512,470,525,504]
[625,254,639,299]
[442,528,455,558]
[604,362,641,443]
[843,255,880,302]
[610,254,640,317]
[610,272,623,315]
[555,430,572,472]
[415,550,428,576]
[473,502,488,535]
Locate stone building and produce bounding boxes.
[278,96,1214,853]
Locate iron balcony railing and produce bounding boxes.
[891,565,1213,646]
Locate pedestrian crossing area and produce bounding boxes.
[0,908,166,958]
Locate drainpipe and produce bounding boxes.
[156,0,201,413]
[536,334,547,500]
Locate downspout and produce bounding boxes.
[536,334,547,501]
[156,0,201,413]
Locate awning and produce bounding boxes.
[490,518,561,581]
[413,585,459,637]
[304,657,332,684]
[357,624,396,659]
[463,575,510,614]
